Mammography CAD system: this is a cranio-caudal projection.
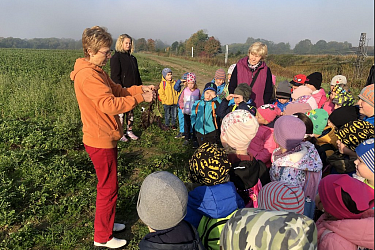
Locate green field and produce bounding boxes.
[0,49,373,249]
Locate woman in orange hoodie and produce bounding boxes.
[70,26,155,249]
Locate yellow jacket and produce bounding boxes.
[158,77,180,105]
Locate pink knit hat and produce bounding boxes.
[291,86,313,100]
[220,110,259,151]
[257,104,282,123]
[258,181,305,214]
[318,174,374,219]
[274,115,306,150]
[283,103,312,116]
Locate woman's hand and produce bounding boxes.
[142,85,155,92]
[142,91,155,103]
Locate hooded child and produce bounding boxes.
[178,73,201,144]
[315,174,374,250]
[212,68,227,101]
[217,83,256,119]
[273,80,292,112]
[191,82,221,146]
[323,75,348,114]
[248,104,281,168]
[220,109,269,207]
[304,72,327,108]
[137,171,205,250]
[184,142,245,229]
[270,115,323,219]
[158,68,180,129]
[174,72,189,139]
[355,138,375,189]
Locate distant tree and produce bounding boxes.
[271,42,292,54]
[204,36,221,57]
[293,39,313,54]
[171,41,179,54]
[185,30,208,56]
[147,39,155,52]
[155,39,168,50]
[135,38,147,52]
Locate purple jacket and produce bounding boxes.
[228,57,273,107]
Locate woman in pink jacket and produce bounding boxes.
[315,174,374,250]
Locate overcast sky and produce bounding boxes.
[1,0,374,48]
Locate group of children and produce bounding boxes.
[134,66,375,250]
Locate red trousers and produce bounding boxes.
[84,144,118,243]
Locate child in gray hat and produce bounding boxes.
[137,171,204,250]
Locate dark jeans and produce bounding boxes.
[196,131,219,146]
[163,104,177,126]
[183,114,196,140]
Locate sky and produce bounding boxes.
[0,0,374,48]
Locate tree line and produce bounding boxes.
[1,30,373,56]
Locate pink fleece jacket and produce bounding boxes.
[248,125,277,168]
[316,213,374,250]
[312,88,327,108]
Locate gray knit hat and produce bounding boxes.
[234,83,252,102]
[162,68,172,79]
[276,80,291,99]
[137,171,188,230]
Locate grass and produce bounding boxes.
[0,48,373,249]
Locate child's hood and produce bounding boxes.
[274,141,322,171]
[318,214,374,249]
[70,58,103,81]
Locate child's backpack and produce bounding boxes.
[194,100,220,129]
[197,210,237,250]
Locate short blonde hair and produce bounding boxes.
[82,26,112,58]
[248,42,268,59]
[115,34,134,53]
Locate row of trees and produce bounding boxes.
[1,31,373,56]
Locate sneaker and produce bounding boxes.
[126,130,138,140]
[113,223,126,232]
[171,125,178,130]
[174,132,185,139]
[119,135,128,142]
[94,237,127,249]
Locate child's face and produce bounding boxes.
[256,111,269,125]
[354,157,373,181]
[305,83,316,91]
[327,119,335,128]
[277,98,289,104]
[233,94,244,106]
[187,81,195,90]
[336,140,349,154]
[248,52,262,66]
[165,72,173,81]
[215,78,225,86]
[358,99,374,117]
[204,90,216,101]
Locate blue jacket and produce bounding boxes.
[184,182,245,228]
[363,116,374,125]
[211,79,226,96]
[191,98,221,135]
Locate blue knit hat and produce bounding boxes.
[355,138,374,173]
[162,68,172,78]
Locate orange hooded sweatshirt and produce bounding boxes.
[70,58,144,148]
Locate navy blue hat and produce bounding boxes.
[204,82,217,93]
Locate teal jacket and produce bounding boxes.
[191,98,220,135]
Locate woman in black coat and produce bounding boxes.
[110,34,142,141]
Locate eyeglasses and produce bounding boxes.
[97,49,114,57]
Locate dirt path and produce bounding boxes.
[144,54,218,90]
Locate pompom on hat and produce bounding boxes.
[336,120,374,151]
[220,110,259,151]
[318,174,374,219]
[137,171,188,230]
[189,142,232,185]
[258,181,305,214]
[355,138,374,173]
[273,115,306,150]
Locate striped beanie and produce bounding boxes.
[258,182,305,214]
[215,68,226,80]
[274,115,306,150]
[336,120,374,151]
[186,72,196,83]
[359,84,374,107]
[355,138,374,173]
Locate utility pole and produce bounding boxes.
[192,47,194,58]
[355,33,367,79]
[225,45,229,65]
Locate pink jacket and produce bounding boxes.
[312,88,327,108]
[248,125,277,168]
[323,99,335,114]
[317,213,375,250]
